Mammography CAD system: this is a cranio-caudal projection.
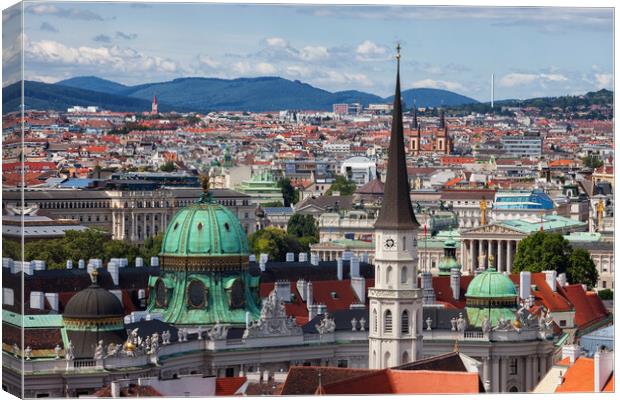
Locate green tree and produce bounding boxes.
[567,248,599,289]
[141,233,164,260]
[512,231,572,275]
[103,240,141,265]
[287,214,318,239]
[326,175,357,196]
[261,201,284,207]
[160,161,176,172]
[582,155,604,169]
[2,239,22,260]
[598,289,613,300]
[278,178,299,207]
[248,227,302,261]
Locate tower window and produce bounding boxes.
[384,310,393,333]
[401,266,407,283]
[401,310,410,334]
[373,309,378,333]
[386,266,392,285]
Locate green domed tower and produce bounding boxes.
[465,268,518,328]
[438,239,460,276]
[147,177,261,326]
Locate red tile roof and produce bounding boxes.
[559,284,609,330]
[215,377,247,395]
[555,357,614,393]
[322,369,480,394]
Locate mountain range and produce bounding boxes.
[2,76,479,113]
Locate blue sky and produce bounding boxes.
[3,2,614,100]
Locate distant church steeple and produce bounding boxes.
[151,95,158,115]
[412,101,418,129]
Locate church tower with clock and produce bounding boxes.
[368,45,423,369]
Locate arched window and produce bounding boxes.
[384,351,391,367]
[402,236,406,251]
[373,351,377,367]
[401,266,407,283]
[401,310,409,334]
[401,351,409,364]
[384,310,392,333]
[373,309,378,333]
[376,265,380,284]
[386,266,392,284]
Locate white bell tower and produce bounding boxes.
[368,44,423,369]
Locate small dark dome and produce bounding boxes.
[64,284,124,319]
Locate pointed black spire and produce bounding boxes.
[375,44,419,230]
[412,101,418,129]
[439,108,446,129]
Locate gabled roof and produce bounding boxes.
[555,357,614,392]
[321,369,480,394]
[215,377,247,396]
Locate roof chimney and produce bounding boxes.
[520,271,532,300]
[594,348,614,392]
[544,270,557,292]
[562,344,581,364]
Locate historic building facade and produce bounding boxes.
[2,187,257,243]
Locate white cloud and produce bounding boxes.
[26,4,104,21]
[498,72,568,87]
[196,55,220,69]
[300,46,329,61]
[355,40,390,61]
[412,78,465,92]
[264,37,288,48]
[26,39,179,74]
[595,73,613,88]
[232,61,276,75]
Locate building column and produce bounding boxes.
[460,240,466,272]
[478,239,484,269]
[482,356,491,392]
[525,355,534,392]
[532,355,539,387]
[497,240,504,273]
[538,356,547,379]
[500,357,508,393]
[131,212,136,242]
[491,356,500,393]
[487,240,493,269]
[507,240,513,273]
[469,240,476,273]
[121,211,126,240]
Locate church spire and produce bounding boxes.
[412,100,418,129]
[375,44,419,230]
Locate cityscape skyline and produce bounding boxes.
[2,2,613,100]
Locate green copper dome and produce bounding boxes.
[465,268,517,298]
[161,197,249,257]
[438,257,460,275]
[465,268,518,328]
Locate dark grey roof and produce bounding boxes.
[64,284,125,319]
[374,55,419,230]
[249,261,374,283]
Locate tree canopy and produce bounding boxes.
[278,177,299,207]
[326,175,357,196]
[2,229,164,269]
[287,214,318,239]
[248,226,316,261]
[512,231,599,289]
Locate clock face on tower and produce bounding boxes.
[384,237,396,249]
